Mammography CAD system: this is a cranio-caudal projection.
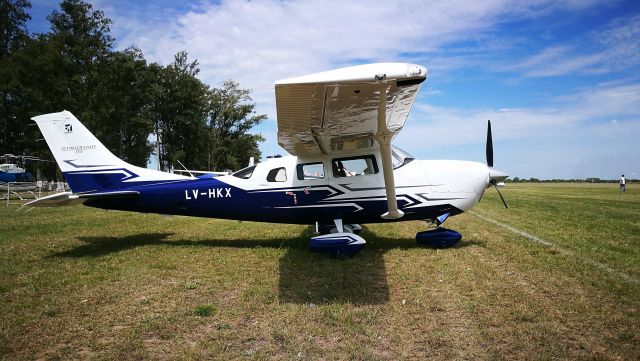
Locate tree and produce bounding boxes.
[46,0,113,115]
[149,55,265,172]
[0,0,31,57]
[0,0,115,160]
[206,80,266,171]
[88,47,155,166]
[151,51,209,171]
[0,0,31,155]
[1,1,264,175]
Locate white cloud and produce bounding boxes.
[102,0,616,101]
[395,81,640,178]
[402,81,640,145]
[508,14,640,77]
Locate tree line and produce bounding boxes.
[507,177,638,183]
[0,0,265,178]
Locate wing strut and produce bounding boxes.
[375,82,405,220]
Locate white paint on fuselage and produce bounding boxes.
[219,151,492,219]
[420,159,490,211]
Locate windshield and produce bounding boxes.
[391,146,415,169]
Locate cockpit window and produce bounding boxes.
[392,146,415,169]
[297,162,325,180]
[332,155,378,178]
[232,165,256,179]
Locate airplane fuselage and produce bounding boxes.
[81,151,491,225]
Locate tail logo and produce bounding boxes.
[64,124,73,133]
[61,145,96,154]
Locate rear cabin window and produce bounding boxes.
[332,155,378,178]
[297,162,325,180]
[232,165,256,179]
[266,167,287,182]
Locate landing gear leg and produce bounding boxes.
[308,219,367,257]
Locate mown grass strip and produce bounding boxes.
[470,210,639,284]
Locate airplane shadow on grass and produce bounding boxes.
[51,227,476,306]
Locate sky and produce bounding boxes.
[27,0,640,179]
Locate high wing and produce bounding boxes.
[276,63,427,156]
[275,63,428,219]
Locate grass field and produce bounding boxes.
[1,183,638,360]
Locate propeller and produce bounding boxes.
[486,120,493,167]
[486,120,508,209]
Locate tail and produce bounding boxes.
[32,110,189,193]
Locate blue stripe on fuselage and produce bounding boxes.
[125,178,353,222]
[65,168,460,224]
[81,177,463,224]
[63,168,139,193]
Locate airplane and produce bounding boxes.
[1,154,37,192]
[26,63,508,256]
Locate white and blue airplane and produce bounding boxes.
[27,63,507,256]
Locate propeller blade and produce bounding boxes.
[492,182,508,208]
[486,120,493,167]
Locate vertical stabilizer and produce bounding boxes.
[32,110,189,193]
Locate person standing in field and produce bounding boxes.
[620,174,626,192]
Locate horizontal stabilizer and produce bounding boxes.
[23,192,82,207]
[77,190,139,199]
[24,190,139,207]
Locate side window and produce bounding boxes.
[266,167,287,182]
[297,162,325,180]
[332,155,378,178]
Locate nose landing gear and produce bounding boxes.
[416,228,462,248]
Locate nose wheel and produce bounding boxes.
[416,212,462,248]
[416,228,462,248]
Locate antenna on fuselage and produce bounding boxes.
[175,159,195,178]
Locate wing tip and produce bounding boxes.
[275,62,427,85]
